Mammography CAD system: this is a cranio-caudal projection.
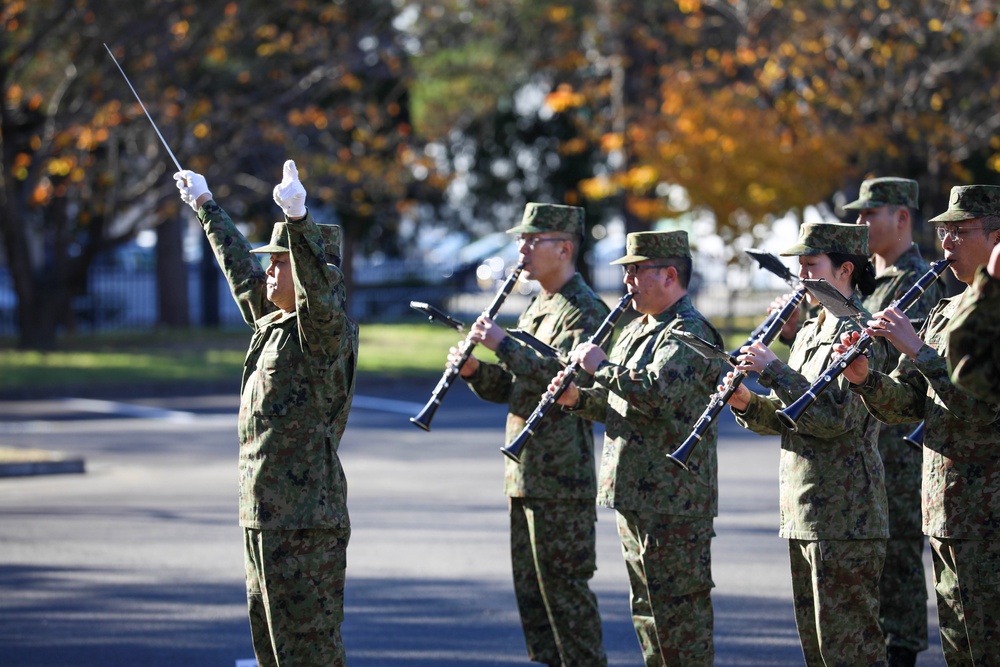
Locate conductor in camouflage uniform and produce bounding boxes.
[725,222,889,666]
[844,177,940,666]
[551,231,723,666]
[175,161,357,667]
[947,240,1000,403]
[449,203,609,666]
[840,184,1000,667]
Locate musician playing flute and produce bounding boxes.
[448,203,610,667]
[838,185,1000,667]
[724,222,889,666]
[549,231,724,667]
[175,162,357,667]
[844,177,941,667]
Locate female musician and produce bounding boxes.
[724,221,889,666]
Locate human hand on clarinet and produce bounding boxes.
[735,340,777,375]
[547,369,580,407]
[719,371,752,411]
[446,344,479,378]
[833,331,870,385]
[467,316,507,351]
[568,342,607,374]
[864,306,922,358]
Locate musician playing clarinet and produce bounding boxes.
[844,177,941,667]
[448,203,610,667]
[549,231,724,666]
[724,222,889,666]
[838,185,1000,667]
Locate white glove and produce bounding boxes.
[273,159,307,219]
[174,170,212,212]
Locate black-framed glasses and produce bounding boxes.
[622,263,672,276]
[516,235,570,250]
[935,225,990,242]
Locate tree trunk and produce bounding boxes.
[341,228,355,318]
[199,234,220,328]
[156,216,189,328]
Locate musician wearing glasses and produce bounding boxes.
[843,176,941,666]
[448,203,610,667]
[947,238,1000,403]
[723,222,889,666]
[174,161,357,667]
[837,185,1000,667]
[548,231,724,666]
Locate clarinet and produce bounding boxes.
[776,259,952,432]
[500,292,634,463]
[410,264,525,431]
[668,286,808,470]
[903,421,924,448]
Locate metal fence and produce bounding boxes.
[0,263,785,338]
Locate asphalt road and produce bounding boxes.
[0,376,946,666]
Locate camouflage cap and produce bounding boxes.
[780,221,869,257]
[842,177,918,210]
[250,222,342,264]
[506,203,584,238]
[610,230,691,265]
[928,185,1000,222]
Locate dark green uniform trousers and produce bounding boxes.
[244,527,350,667]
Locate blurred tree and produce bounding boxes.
[405,0,1000,265]
[405,0,611,282]
[575,0,1000,248]
[1,0,438,349]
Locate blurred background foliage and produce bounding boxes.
[2,0,999,349]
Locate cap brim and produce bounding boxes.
[779,244,824,257]
[609,253,654,265]
[250,244,289,254]
[842,198,885,210]
[506,224,544,235]
[928,210,979,223]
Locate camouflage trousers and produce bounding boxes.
[615,510,714,667]
[244,526,350,667]
[788,538,886,667]
[878,429,928,652]
[509,497,607,667]
[929,536,1000,667]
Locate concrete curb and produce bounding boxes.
[0,450,85,478]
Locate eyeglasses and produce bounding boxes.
[622,263,672,276]
[935,225,990,242]
[516,235,570,250]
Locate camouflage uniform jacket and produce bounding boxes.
[735,297,889,541]
[199,202,358,530]
[465,273,610,499]
[864,245,944,450]
[947,265,1000,404]
[853,289,1000,540]
[571,295,723,517]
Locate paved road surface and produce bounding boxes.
[0,376,946,666]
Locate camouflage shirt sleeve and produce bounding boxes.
[198,200,272,325]
[285,215,351,359]
[854,295,1000,425]
[947,266,1000,403]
